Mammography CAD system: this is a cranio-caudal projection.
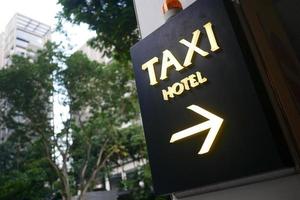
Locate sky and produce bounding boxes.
[0,0,96,50]
[0,0,96,132]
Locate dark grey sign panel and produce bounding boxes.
[130,0,293,195]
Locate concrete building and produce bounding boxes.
[78,43,110,64]
[0,13,51,68]
[0,13,51,143]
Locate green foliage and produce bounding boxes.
[57,0,139,61]
[0,43,158,199]
[120,164,168,200]
[0,43,61,200]
[0,43,59,140]
[0,139,57,200]
[61,51,145,193]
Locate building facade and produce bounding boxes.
[0,13,51,69]
[78,43,110,64]
[0,13,51,143]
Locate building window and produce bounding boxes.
[16,37,29,43]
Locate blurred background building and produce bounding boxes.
[0,13,51,143]
[0,13,51,69]
[78,43,110,64]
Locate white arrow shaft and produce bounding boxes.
[170,121,211,143]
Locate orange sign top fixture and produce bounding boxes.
[162,0,183,14]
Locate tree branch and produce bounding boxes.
[79,140,116,198]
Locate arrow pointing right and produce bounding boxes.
[170,105,223,154]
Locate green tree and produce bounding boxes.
[120,164,168,200]
[0,43,87,200]
[63,53,168,200]
[0,43,159,200]
[0,139,58,200]
[0,43,61,199]
[56,0,169,194]
[61,51,145,199]
[57,0,139,61]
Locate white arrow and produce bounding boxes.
[170,105,223,154]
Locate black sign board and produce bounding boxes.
[130,0,293,195]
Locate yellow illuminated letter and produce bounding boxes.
[203,22,220,52]
[172,82,185,95]
[180,30,209,67]
[142,57,159,85]
[196,71,207,84]
[160,50,184,80]
[162,87,174,101]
